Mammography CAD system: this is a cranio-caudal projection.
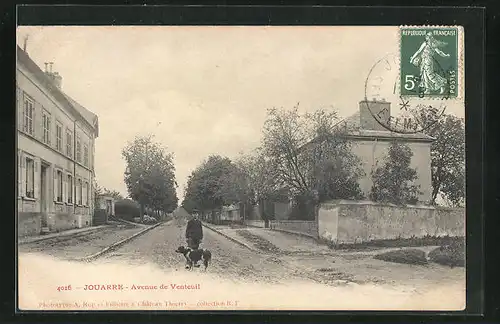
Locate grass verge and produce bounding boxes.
[428,239,465,268]
[373,248,428,265]
[332,235,464,251]
[236,229,281,253]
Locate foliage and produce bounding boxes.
[94,181,124,201]
[370,141,421,205]
[122,135,178,219]
[114,198,141,221]
[373,248,428,265]
[421,113,465,206]
[231,149,283,221]
[261,104,364,204]
[182,155,236,214]
[428,239,465,267]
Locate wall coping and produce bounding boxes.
[320,199,437,210]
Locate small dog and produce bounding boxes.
[175,246,212,271]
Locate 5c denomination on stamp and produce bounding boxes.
[364,52,447,134]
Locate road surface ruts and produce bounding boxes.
[99,221,309,284]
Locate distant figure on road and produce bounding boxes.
[185,213,203,250]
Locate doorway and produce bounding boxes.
[40,163,49,228]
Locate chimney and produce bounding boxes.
[44,62,62,89]
[23,35,29,53]
[358,98,391,131]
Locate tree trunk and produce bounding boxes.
[431,183,440,205]
[140,204,145,222]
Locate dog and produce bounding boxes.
[175,246,212,271]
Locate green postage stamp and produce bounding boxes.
[400,26,461,99]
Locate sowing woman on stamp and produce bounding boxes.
[410,32,451,95]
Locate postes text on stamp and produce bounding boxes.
[400,26,459,99]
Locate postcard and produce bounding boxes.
[17,25,465,311]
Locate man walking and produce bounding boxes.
[184,213,203,269]
[186,213,203,250]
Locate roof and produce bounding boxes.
[300,109,434,153]
[17,45,99,137]
[62,93,99,137]
[336,112,435,142]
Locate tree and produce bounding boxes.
[104,190,124,201]
[370,141,421,205]
[181,155,236,221]
[122,135,178,220]
[421,113,465,206]
[261,104,364,207]
[232,149,282,226]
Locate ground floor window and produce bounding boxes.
[85,181,90,206]
[77,179,83,205]
[56,170,63,202]
[25,157,34,198]
[67,174,73,204]
[82,181,88,206]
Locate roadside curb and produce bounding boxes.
[269,227,318,240]
[110,217,148,229]
[202,223,260,253]
[243,223,319,240]
[72,222,164,262]
[18,225,110,245]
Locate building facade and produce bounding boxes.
[344,99,434,203]
[17,46,99,237]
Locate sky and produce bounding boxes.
[16,26,465,202]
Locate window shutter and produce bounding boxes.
[34,102,42,140]
[19,152,25,197]
[33,160,38,199]
[17,88,23,131]
[62,173,67,203]
[53,169,57,202]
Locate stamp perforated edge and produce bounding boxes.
[397,25,464,101]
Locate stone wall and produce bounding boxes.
[318,200,465,244]
[18,212,42,237]
[47,212,79,232]
[18,201,92,237]
[245,220,265,228]
[244,219,318,238]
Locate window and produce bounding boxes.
[83,144,89,167]
[42,111,51,145]
[86,182,90,206]
[56,123,63,151]
[83,181,88,206]
[56,170,63,202]
[77,179,82,205]
[67,174,73,204]
[76,136,81,162]
[23,94,34,135]
[66,130,72,158]
[25,157,34,198]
